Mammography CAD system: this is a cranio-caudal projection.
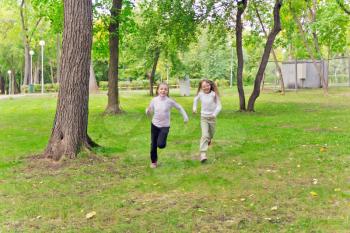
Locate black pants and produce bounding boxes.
[150,123,170,163]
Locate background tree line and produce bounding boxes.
[0,0,349,158]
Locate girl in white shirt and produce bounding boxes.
[193,80,222,163]
[146,83,188,168]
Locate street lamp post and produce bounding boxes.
[7,70,12,95]
[29,50,34,85]
[230,41,234,88]
[39,40,45,94]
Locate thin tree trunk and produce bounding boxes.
[254,3,285,94]
[44,0,97,161]
[291,8,328,94]
[34,63,40,84]
[12,70,20,94]
[105,0,123,114]
[308,1,321,57]
[149,48,160,96]
[336,0,350,15]
[0,75,5,94]
[20,0,30,85]
[261,73,265,91]
[50,61,54,84]
[89,61,99,93]
[19,0,41,85]
[236,0,248,111]
[247,0,283,112]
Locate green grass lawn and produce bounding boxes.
[1,87,350,232]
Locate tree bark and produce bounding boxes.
[247,0,283,112]
[254,3,285,94]
[105,0,123,114]
[149,48,160,96]
[56,33,61,83]
[44,0,96,161]
[236,0,247,111]
[34,63,40,84]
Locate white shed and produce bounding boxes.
[281,60,328,89]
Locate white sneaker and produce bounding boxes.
[150,162,157,168]
[200,153,207,163]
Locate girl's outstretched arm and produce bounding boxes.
[171,99,189,123]
[213,94,222,117]
[146,99,154,117]
[192,93,200,114]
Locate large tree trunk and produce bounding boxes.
[247,0,283,112]
[44,0,96,161]
[236,0,247,111]
[254,3,285,94]
[105,0,123,114]
[89,61,99,93]
[149,48,160,96]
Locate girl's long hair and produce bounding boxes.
[156,82,169,97]
[197,79,220,101]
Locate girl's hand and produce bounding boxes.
[146,108,152,117]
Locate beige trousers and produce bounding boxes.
[200,116,216,153]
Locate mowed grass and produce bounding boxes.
[1,87,350,232]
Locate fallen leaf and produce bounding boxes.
[270,206,278,211]
[310,191,318,197]
[334,188,341,192]
[86,211,96,219]
[320,147,327,152]
[197,208,206,213]
[312,179,318,185]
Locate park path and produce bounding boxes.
[0,93,54,100]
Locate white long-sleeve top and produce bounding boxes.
[193,91,222,117]
[146,96,189,127]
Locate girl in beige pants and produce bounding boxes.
[193,80,221,163]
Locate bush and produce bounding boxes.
[99,81,108,91]
[98,78,231,91]
[21,83,59,93]
[214,79,230,88]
